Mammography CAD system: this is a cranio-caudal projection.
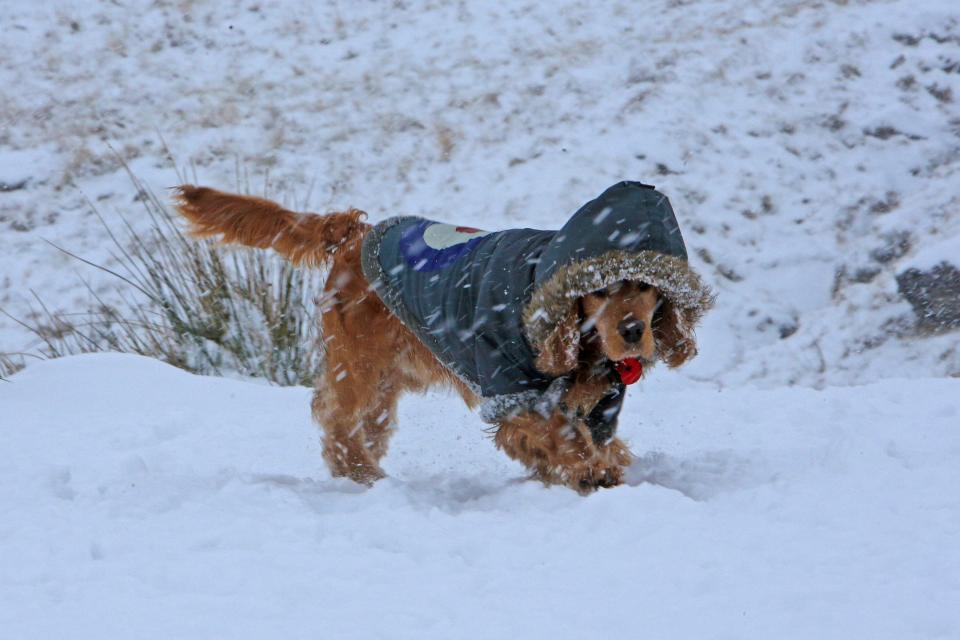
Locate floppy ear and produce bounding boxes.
[653,298,698,368]
[533,303,581,376]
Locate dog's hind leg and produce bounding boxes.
[309,236,403,485]
[313,349,408,482]
[311,363,384,485]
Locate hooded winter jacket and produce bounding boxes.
[361,181,714,422]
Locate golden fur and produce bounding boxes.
[174,185,693,494]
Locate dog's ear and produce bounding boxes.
[533,303,581,376]
[653,298,698,368]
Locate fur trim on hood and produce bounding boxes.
[523,250,715,352]
[522,182,715,364]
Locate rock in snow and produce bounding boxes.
[897,262,960,330]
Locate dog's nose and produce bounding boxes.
[618,319,645,343]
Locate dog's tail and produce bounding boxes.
[173,185,369,267]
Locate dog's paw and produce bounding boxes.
[328,463,386,487]
[566,459,626,494]
[351,465,386,486]
[569,438,633,493]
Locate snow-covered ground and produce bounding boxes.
[3,354,959,638]
[2,0,959,637]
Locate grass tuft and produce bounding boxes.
[1,175,324,385]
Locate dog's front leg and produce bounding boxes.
[494,406,632,494]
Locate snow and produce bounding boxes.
[2,354,959,638]
[2,0,960,636]
[904,235,960,272]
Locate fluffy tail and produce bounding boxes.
[173,185,369,267]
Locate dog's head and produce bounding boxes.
[533,279,698,375]
[581,281,660,364]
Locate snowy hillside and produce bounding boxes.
[3,354,959,638]
[1,0,959,383]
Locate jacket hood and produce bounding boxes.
[522,181,715,354]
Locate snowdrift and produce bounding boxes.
[2,354,957,638]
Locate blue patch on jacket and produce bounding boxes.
[399,220,492,272]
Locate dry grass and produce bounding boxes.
[0,173,324,385]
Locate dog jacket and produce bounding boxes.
[360,181,714,423]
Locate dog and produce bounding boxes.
[174,181,714,493]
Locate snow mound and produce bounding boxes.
[2,354,958,638]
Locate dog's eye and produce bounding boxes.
[637,283,652,292]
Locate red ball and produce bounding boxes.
[615,358,643,384]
